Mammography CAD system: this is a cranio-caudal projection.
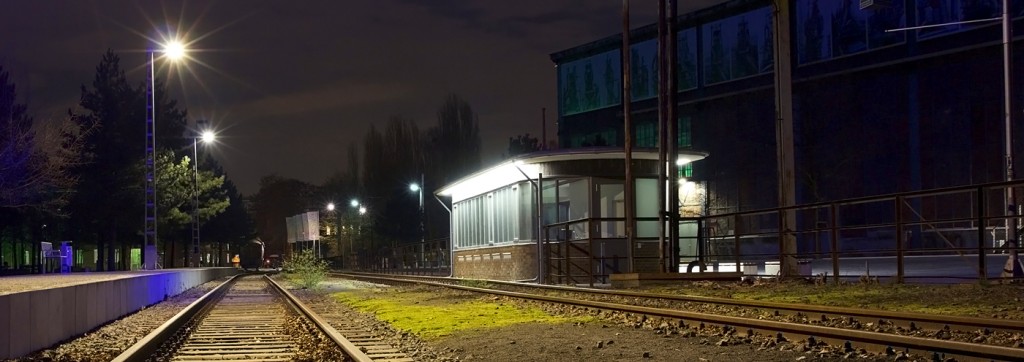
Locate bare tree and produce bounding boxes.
[0,66,91,214]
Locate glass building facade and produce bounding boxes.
[551,0,1024,215]
[452,182,536,249]
[443,0,1024,282]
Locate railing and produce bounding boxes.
[352,238,451,276]
[347,180,1024,284]
[538,180,1024,284]
[700,180,1024,283]
[543,217,662,286]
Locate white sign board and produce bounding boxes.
[306,211,320,241]
[285,216,296,244]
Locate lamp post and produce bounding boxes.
[191,128,214,267]
[144,39,186,270]
[348,199,362,268]
[357,204,368,269]
[327,202,343,265]
[410,175,425,270]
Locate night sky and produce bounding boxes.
[1,0,719,195]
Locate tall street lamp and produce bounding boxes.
[361,205,370,269]
[348,200,363,268]
[326,202,342,265]
[144,39,187,270]
[191,127,215,267]
[410,175,425,269]
[357,203,368,269]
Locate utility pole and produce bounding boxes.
[1001,0,1023,279]
[657,0,669,273]
[667,0,680,273]
[623,0,636,273]
[772,0,798,277]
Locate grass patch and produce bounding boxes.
[456,279,494,289]
[651,281,1023,318]
[333,288,590,339]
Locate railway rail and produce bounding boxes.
[111,274,410,362]
[333,272,1024,362]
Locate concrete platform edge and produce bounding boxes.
[0,268,239,359]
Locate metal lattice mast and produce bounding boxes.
[144,50,159,269]
[192,134,201,267]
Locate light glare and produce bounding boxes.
[200,130,215,143]
[409,183,420,192]
[326,203,336,211]
[163,40,186,60]
[358,206,367,215]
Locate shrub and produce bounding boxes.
[283,249,328,289]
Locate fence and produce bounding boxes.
[352,238,450,276]
[698,180,1023,283]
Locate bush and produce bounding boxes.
[282,250,328,289]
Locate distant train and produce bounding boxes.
[239,238,265,271]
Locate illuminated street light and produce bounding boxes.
[350,199,360,208]
[410,176,425,269]
[191,125,214,267]
[201,130,215,144]
[326,202,336,211]
[359,206,367,215]
[144,37,189,270]
[164,40,185,61]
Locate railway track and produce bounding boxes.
[334,272,1024,361]
[171,277,306,361]
[111,274,410,362]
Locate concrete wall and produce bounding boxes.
[632,241,662,273]
[454,244,537,281]
[0,268,239,358]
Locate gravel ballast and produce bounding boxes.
[283,278,910,361]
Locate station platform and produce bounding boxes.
[0,268,239,359]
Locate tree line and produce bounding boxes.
[249,94,491,264]
[1,50,542,272]
[0,51,250,272]
[248,94,543,267]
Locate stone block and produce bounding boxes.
[0,294,10,358]
[7,293,30,358]
[60,287,76,340]
[74,285,89,336]
[29,290,49,355]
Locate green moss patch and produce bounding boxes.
[333,288,590,339]
[650,282,1023,318]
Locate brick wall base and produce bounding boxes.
[453,244,538,281]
